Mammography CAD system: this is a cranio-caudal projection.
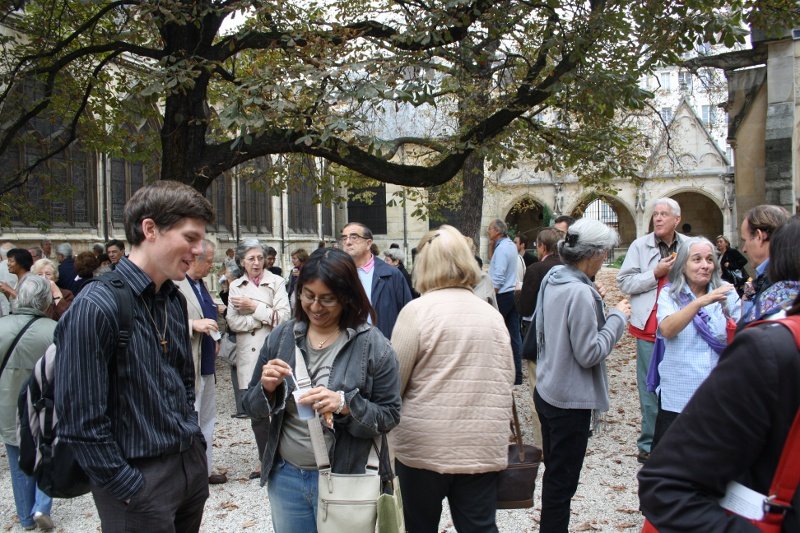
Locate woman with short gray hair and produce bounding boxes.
[227,238,291,478]
[0,275,58,530]
[534,218,631,533]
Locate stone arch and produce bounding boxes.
[647,190,723,240]
[504,195,548,244]
[571,193,637,247]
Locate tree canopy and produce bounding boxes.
[0,0,797,224]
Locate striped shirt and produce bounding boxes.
[55,257,200,501]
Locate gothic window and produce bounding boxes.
[2,78,97,228]
[205,173,233,233]
[288,156,318,234]
[348,184,387,235]
[238,157,273,235]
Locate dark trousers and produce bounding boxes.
[534,389,591,533]
[652,401,681,451]
[91,438,209,533]
[496,291,523,385]
[395,460,499,533]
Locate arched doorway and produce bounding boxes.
[648,192,723,241]
[573,195,637,247]
[505,197,547,246]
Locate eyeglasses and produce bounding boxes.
[339,233,367,243]
[244,255,265,263]
[299,291,339,307]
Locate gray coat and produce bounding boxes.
[242,320,400,484]
[535,266,627,411]
[0,308,56,445]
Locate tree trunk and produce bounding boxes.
[449,152,485,248]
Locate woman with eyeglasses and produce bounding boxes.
[227,238,291,478]
[242,248,401,532]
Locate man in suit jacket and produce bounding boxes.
[340,222,412,338]
[177,240,227,485]
[516,227,563,448]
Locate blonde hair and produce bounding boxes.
[413,225,480,294]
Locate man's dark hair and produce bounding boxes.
[768,218,800,283]
[106,239,125,251]
[514,234,529,248]
[123,181,214,246]
[8,248,34,271]
[554,215,575,227]
[343,222,373,240]
[744,204,790,241]
[537,227,562,253]
[266,246,278,257]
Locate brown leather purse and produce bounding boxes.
[496,396,543,509]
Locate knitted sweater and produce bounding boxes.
[390,287,514,474]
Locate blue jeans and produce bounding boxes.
[5,444,53,528]
[636,338,658,454]
[268,458,319,533]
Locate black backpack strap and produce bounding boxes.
[1,316,43,378]
[89,271,133,360]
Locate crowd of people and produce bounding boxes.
[0,184,798,533]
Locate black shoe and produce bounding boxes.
[637,451,650,464]
[249,470,261,480]
[231,412,248,419]
[209,473,228,485]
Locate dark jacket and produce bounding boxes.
[370,257,412,338]
[517,254,562,317]
[638,319,800,532]
[719,247,748,286]
[57,257,77,293]
[242,320,401,484]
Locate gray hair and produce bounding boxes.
[198,239,216,258]
[383,248,406,264]
[235,238,266,262]
[557,218,619,265]
[31,258,59,281]
[92,243,105,255]
[489,218,508,235]
[13,275,53,312]
[652,197,681,217]
[667,237,723,299]
[55,243,73,258]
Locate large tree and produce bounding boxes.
[0,0,796,231]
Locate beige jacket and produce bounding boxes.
[176,278,205,395]
[227,272,291,387]
[390,287,514,474]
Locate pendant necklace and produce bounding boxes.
[312,329,339,349]
[142,298,169,354]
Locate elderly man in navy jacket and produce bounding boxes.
[340,222,411,338]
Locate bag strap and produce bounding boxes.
[295,345,379,472]
[1,316,43,378]
[763,409,800,521]
[743,316,800,521]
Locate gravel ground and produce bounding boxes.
[0,267,646,532]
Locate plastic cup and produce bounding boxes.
[292,389,315,420]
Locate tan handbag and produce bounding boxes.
[294,346,382,533]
